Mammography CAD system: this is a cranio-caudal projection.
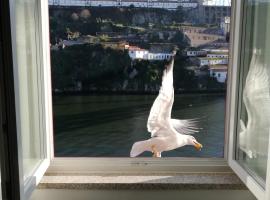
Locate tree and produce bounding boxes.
[80,9,91,19]
[71,13,79,21]
[170,31,189,49]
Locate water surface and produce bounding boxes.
[53,94,225,157]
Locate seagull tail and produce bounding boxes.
[130,140,151,157]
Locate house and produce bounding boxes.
[101,41,129,50]
[147,52,173,60]
[59,40,86,49]
[128,45,174,60]
[206,52,229,59]
[209,65,228,83]
[197,57,228,67]
[220,16,231,36]
[128,46,149,60]
[186,50,207,57]
[78,35,100,44]
[183,28,225,47]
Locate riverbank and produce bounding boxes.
[53,89,226,96]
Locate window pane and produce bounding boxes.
[236,0,270,185]
[49,1,231,157]
[13,0,45,180]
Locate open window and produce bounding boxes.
[228,0,270,199]
[7,0,53,199]
[1,0,270,200]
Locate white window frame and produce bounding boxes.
[9,0,53,199]
[11,1,230,175]
[47,1,235,174]
[227,0,270,200]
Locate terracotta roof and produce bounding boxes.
[210,65,228,71]
[129,46,147,51]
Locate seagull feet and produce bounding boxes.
[151,145,161,158]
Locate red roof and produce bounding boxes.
[129,46,147,51]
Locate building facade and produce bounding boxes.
[128,46,173,60]
[209,65,227,83]
[202,5,231,24]
[48,0,198,9]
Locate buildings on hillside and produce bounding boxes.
[48,0,198,9]
[186,47,229,83]
[49,0,231,25]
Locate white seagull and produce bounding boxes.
[130,58,203,158]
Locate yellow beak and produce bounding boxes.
[194,142,203,151]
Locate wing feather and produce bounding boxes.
[170,118,202,135]
[147,59,174,137]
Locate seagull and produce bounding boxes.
[130,58,203,158]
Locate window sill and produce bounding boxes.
[38,173,246,190]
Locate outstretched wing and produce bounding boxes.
[170,118,201,135]
[147,59,175,137]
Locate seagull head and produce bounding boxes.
[187,136,203,151]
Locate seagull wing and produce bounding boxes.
[147,59,175,137]
[170,118,201,135]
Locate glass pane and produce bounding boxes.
[236,0,270,185]
[13,0,45,180]
[49,1,231,157]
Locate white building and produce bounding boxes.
[128,46,173,60]
[209,65,227,83]
[148,52,173,60]
[220,16,231,36]
[207,53,228,59]
[187,50,207,57]
[203,48,229,53]
[198,57,228,67]
[48,0,198,9]
[128,46,149,60]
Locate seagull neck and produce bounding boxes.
[176,134,189,146]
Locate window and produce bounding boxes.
[238,0,270,184]
[228,0,270,199]
[50,3,229,157]
[3,0,270,199]
[4,0,52,199]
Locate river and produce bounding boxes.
[53,94,225,157]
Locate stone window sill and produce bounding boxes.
[38,173,246,190]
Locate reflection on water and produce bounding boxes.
[53,94,225,157]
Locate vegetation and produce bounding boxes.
[50,7,224,93]
[51,45,200,92]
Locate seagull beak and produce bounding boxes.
[193,141,203,151]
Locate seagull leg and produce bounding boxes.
[156,152,162,158]
[151,145,160,158]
